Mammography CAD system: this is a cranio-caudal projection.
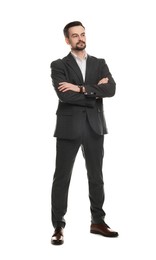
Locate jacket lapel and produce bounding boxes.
[64,53,83,83]
[85,55,94,84]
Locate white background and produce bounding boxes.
[0,0,156,259]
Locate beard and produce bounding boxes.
[74,41,86,51]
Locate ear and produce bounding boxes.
[65,37,70,45]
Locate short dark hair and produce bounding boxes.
[63,21,85,38]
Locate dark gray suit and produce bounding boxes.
[50,53,116,228]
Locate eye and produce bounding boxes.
[72,34,78,38]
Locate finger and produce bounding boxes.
[58,86,66,91]
[58,86,64,90]
[58,85,67,89]
[62,88,70,92]
[59,86,70,92]
[103,79,108,83]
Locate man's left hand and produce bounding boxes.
[98,77,109,85]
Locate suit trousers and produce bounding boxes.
[51,112,106,228]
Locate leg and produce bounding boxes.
[51,138,80,228]
[81,120,106,224]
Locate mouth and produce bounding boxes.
[77,41,85,45]
[75,41,86,50]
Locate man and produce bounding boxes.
[50,21,118,245]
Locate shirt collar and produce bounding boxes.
[71,51,87,60]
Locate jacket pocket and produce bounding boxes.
[56,110,72,116]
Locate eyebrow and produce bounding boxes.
[71,32,85,37]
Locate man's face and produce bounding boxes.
[65,25,86,51]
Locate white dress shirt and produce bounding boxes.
[71,52,87,82]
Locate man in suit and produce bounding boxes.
[50,21,118,245]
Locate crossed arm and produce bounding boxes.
[51,59,115,106]
[58,77,109,93]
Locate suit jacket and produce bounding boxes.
[50,53,116,139]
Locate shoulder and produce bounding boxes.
[50,58,63,69]
[88,54,106,64]
[50,53,71,68]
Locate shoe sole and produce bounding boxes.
[90,230,118,238]
[51,240,64,245]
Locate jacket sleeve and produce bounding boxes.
[50,59,96,107]
[84,59,116,98]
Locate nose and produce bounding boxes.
[78,35,83,42]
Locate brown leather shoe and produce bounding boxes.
[90,223,119,237]
[51,227,64,245]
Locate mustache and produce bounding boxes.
[77,41,85,44]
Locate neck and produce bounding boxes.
[71,49,86,59]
